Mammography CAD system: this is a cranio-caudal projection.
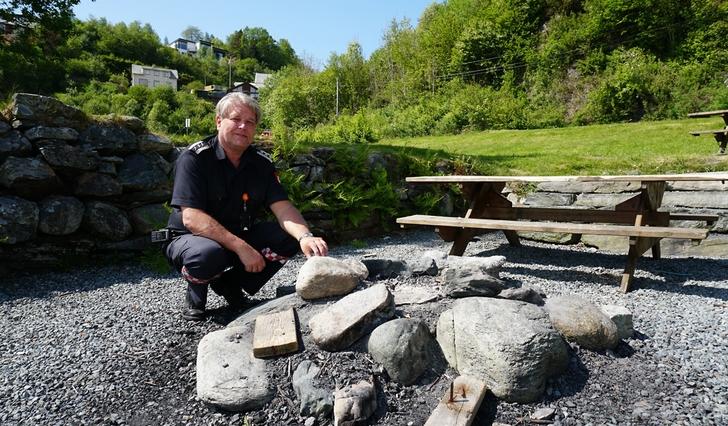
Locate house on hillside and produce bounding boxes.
[130,64,178,90]
[229,73,271,99]
[169,38,227,60]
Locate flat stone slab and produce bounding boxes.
[309,284,395,351]
[196,326,273,411]
[392,285,439,305]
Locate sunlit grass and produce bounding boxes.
[375,118,728,175]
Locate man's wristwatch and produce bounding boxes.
[298,232,314,242]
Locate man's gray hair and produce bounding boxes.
[216,93,261,124]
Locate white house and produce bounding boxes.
[169,38,227,60]
[130,64,178,90]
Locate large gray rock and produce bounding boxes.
[0,196,38,244]
[83,201,132,241]
[545,295,619,350]
[11,93,88,129]
[436,297,568,403]
[442,255,506,298]
[296,256,361,300]
[442,266,504,297]
[79,123,138,155]
[0,121,10,134]
[196,326,273,411]
[600,304,634,340]
[0,131,33,159]
[129,203,169,234]
[309,284,395,351]
[138,133,173,154]
[361,258,411,279]
[333,379,377,426]
[663,191,728,209]
[24,126,79,141]
[0,156,62,199]
[38,196,84,235]
[292,361,333,418]
[37,140,99,172]
[367,318,432,385]
[75,172,123,197]
[117,152,171,192]
[499,285,546,305]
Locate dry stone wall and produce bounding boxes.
[506,179,728,255]
[0,93,448,270]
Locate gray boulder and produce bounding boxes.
[0,131,33,159]
[24,126,79,141]
[0,120,10,134]
[79,123,137,155]
[10,93,88,129]
[499,285,546,305]
[545,295,619,350]
[309,284,395,351]
[600,304,634,340]
[437,297,568,402]
[117,152,171,192]
[0,156,62,199]
[0,196,38,244]
[196,326,273,411]
[367,318,432,385]
[38,196,84,235]
[83,201,132,241]
[443,267,504,297]
[361,258,411,279]
[292,361,333,418]
[37,140,99,172]
[333,379,377,426]
[75,173,123,197]
[296,256,361,300]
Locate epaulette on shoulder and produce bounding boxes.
[255,148,273,163]
[188,139,211,154]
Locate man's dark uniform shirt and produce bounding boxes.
[167,135,288,234]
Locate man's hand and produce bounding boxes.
[237,243,266,273]
[300,235,328,258]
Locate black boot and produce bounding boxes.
[210,279,247,311]
[182,282,208,321]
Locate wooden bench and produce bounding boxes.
[397,174,727,292]
[397,215,709,240]
[688,109,728,155]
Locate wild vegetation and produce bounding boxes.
[2,0,727,152]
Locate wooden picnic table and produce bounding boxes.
[398,173,728,292]
[688,109,728,155]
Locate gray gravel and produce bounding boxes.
[1,230,727,425]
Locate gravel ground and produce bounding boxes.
[1,230,727,426]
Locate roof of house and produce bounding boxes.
[131,64,179,79]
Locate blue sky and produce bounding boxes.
[72,0,437,68]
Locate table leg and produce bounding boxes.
[617,182,666,292]
[714,133,727,155]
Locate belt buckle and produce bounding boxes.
[150,229,171,243]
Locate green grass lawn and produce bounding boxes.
[376,118,728,176]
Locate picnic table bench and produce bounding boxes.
[688,109,728,155]
[397,174,728,292]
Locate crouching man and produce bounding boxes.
[164,93,328,321]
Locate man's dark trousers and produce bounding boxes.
[165,222,299,306]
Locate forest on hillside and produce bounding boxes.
[2,0,727,143]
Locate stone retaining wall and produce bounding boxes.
[0,93,451,269]
[505,179,728,255]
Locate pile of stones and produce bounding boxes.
[195,252,634,424]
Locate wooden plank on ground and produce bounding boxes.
[424,375,487,426]
[253,308,299,358]
[396,215,708,240]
